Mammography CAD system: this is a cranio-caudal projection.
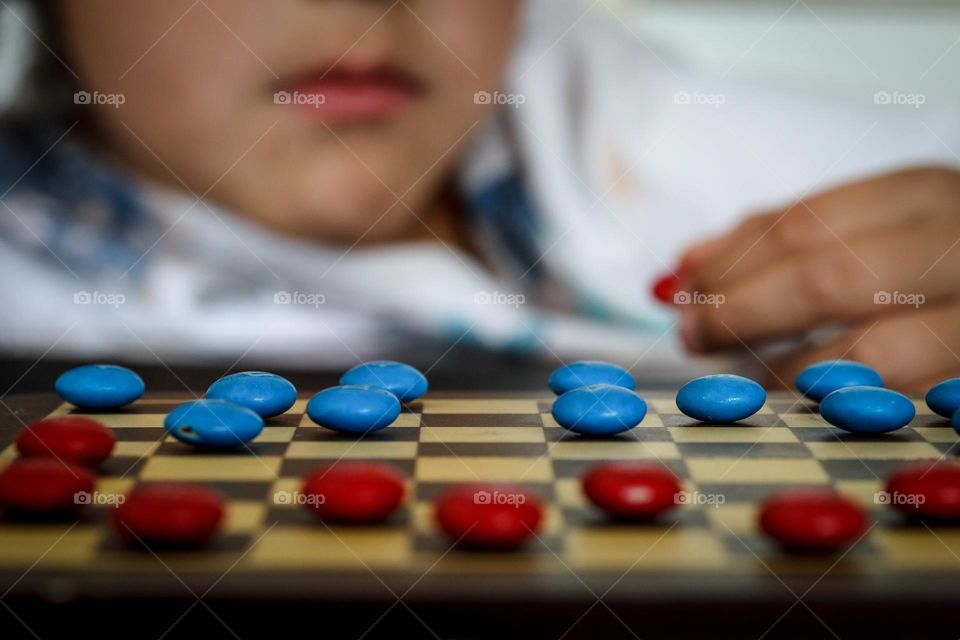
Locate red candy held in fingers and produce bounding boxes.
[885,462,960,521]
[582,462,681,520]
[113,484,224,546]
[651,271,683,305]
[759,490,867,553]
[17,416,116,467]
[301,462,405,524]
[0,459,95,513]
[435,484,543,549]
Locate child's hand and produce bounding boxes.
[677,167,960,391]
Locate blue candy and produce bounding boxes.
[339,361,428,403]
[676,374,766,423]
[926,377,960,419]
[206,371,297,418]
[551,384,646,435]
[165,399,264,447]
[548,361,636,396]
[819,386,915,434]
[55,364,145,410]
[307,385,401,434]
[795,360,883,402]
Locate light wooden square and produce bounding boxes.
[140,456,281,481]
[668,426,798,444]
[254,427,296,443]
[419,427,545,443]
[565,528,729,570]
[285,441,417,459]
[806,441,941,460]
[415,456,553,482]
[779,414,829,428]
[245,527,411,568]
[225,500,266,534]
[112,441,160,458]
[84,414,167,428]
[0,526,102,567]
[421,399,540,414]
[914,427,958,444]
[686,458,829,483]
[548,441,680,460]
[874,529,960,570]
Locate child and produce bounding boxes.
[1,0,958,390]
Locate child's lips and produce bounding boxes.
[278,67,423,123]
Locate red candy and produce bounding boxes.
[582,462,681,520]
[113,484,224,546]
[301,462,405,524]
[759,490,867,553]
[0,459,95,513]
[17,416,116,467]
[885,462,960,521]
[651,271,683,305]
[435,484,543,549]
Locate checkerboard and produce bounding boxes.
[1,391,959,600]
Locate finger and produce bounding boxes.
[683,168,960,291]
[763,301,960,393]
[686,222,960,351]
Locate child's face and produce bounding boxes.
[59,0,521,242]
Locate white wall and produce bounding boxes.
[636,1,960,108]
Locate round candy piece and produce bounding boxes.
[306,385,401,434]
[819,386,914,434]
[16,416,116,467]
[435,485,543,549]
[759,490,867,553]
[339,361,428,403]
[795,360,883,402]
[582,463,681,520]
[925,377,960,419]
[885,462,960,521]
[301,462,405,523]
[551,384,646,435]
[548,361,636,396]
[55,364,145,410]
[113,484,224,546]
[676,374,766,423]
[206,371,297,418]
[164,399,264,447]
[651,272,683,305]
[0,459,95,513]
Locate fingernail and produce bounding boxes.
[652,269,684,305]
[679,309,704,353]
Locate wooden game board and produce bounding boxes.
[1,391,959,602]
